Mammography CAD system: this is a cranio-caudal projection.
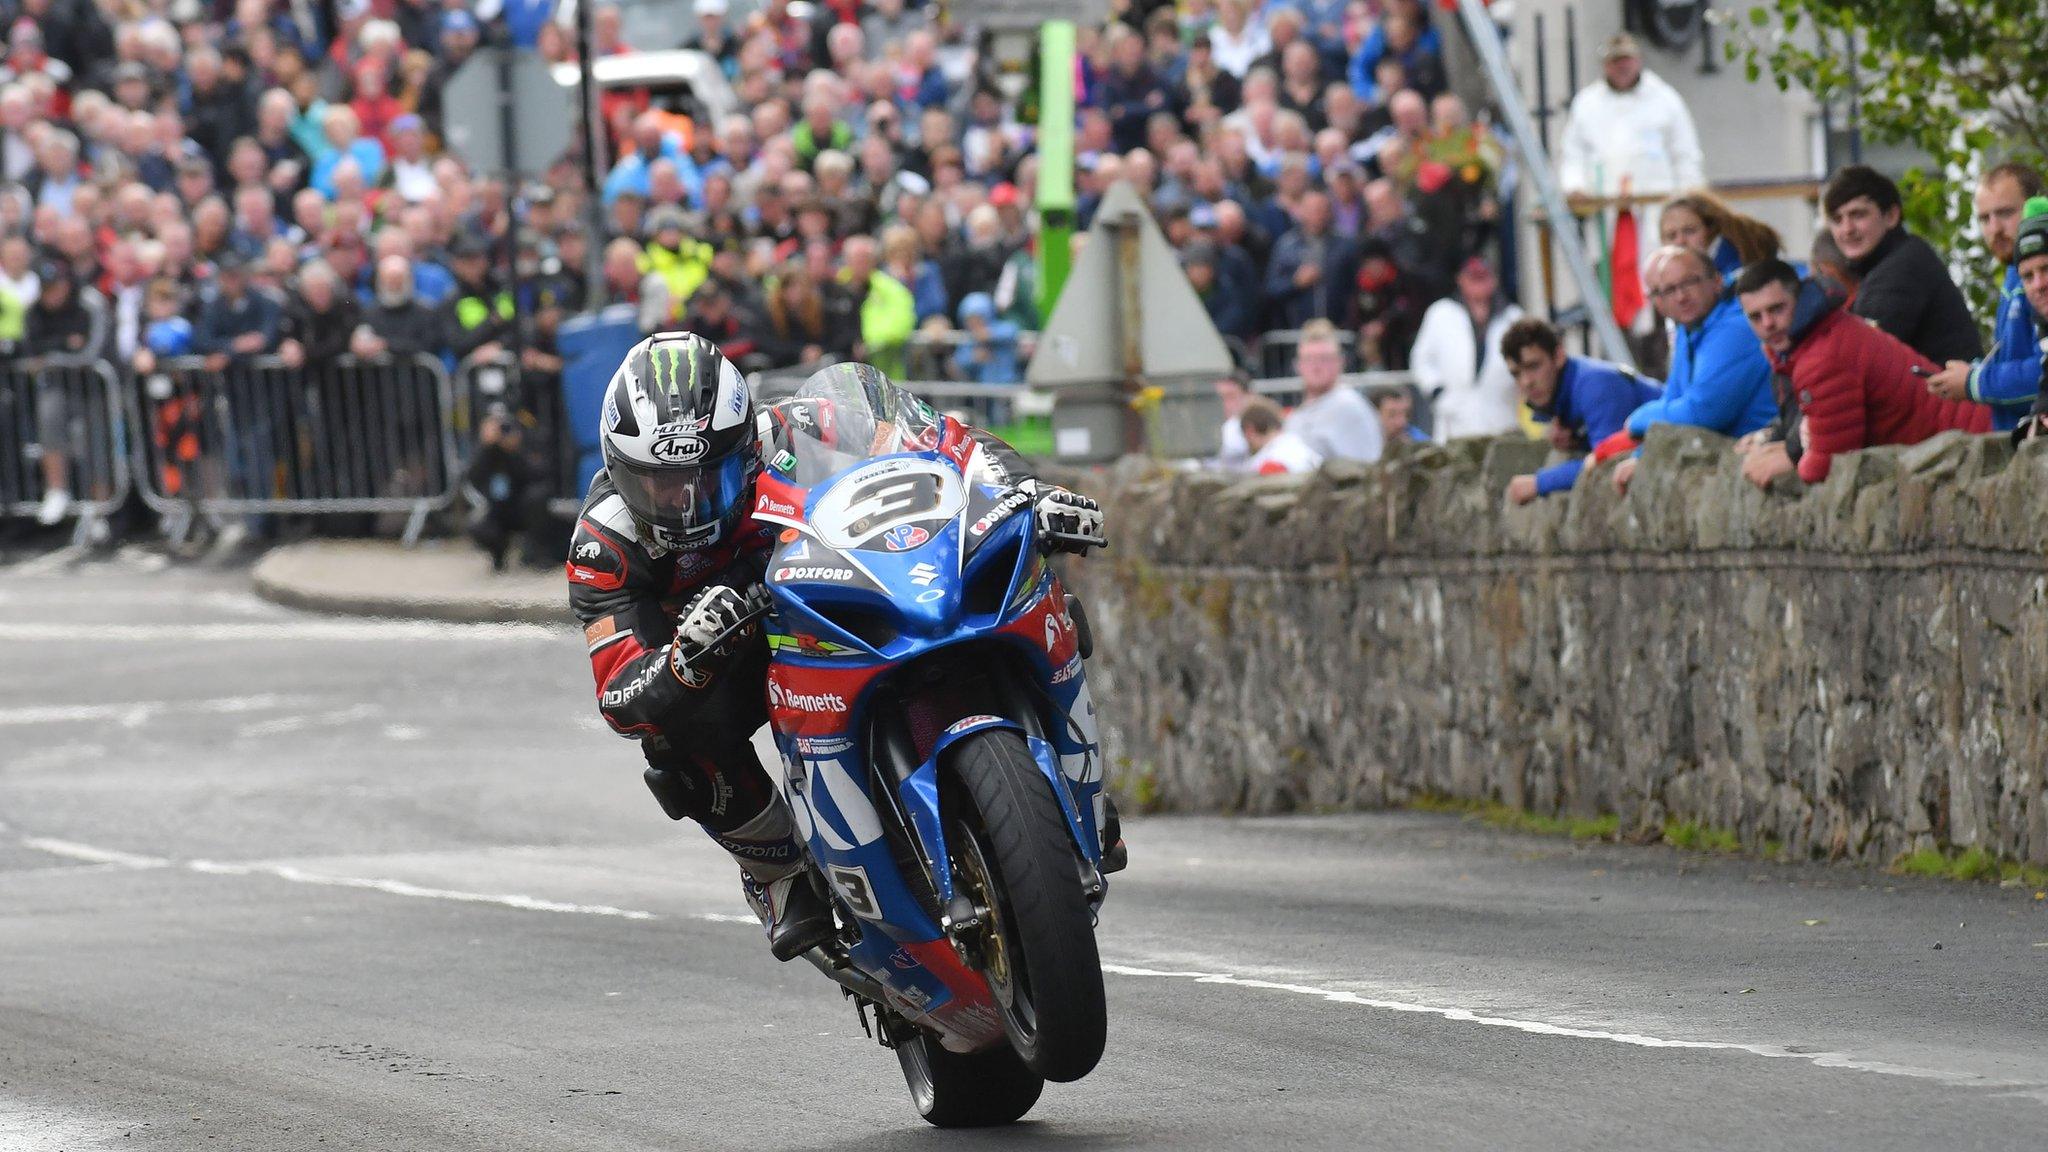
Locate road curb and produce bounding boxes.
[250,543,566,626]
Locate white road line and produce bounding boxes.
[0,621,563,644]
[236,705,377,740]
[187,860,659,920]
[14,834,731,925]
[16,834,2020,1095]
[1099,963,2024,1090]
[20,838,173,870]
[0,695,311,728]
[0,704,161,728]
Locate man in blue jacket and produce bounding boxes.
[1500,317,1664,504]
[1926,164,2042,429]
[1611,245,1776,492]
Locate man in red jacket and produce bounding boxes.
[1734,259,1991,484]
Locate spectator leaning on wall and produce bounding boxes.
[1283,319,1384,464]
[1213,370,1253,471]
[2011,200,2048,443]
[1822,164,1983,366]
[1924,163,2045,430]
[1373,388,1431,446]
[1735,259,1990,485]
[1500,317,1664,505]
[1241,397,1323,475]
[1609,245,1777,494]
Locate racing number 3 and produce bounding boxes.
[829,864,881,919]
[843,475,941,539]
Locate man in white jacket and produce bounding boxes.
[1557,33,1705,205]
[1413,256,1525,441]
[1557,32,1704,343]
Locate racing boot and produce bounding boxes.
[715,799,837,961]
[1100,794,1128,874]
[741,870,838,962]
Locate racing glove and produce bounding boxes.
[670,584,768,688]
[1019,479,1107,555]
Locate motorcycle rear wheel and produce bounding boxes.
[892,1022,1044,1127]
[948,728,1107,1083]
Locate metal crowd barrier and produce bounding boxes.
[0,355,130,545]
[127,352,460,546]
[454,352,583,521]
[1251,370,1420,411]
[1254,329,1364,379]
[902,329,1039,384]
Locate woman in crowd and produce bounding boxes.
[752,261,855,370]
[880,223,948,326]
[1659,189,1786,280]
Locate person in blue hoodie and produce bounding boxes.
[2014,204,2048,443]
[1925,166,2043,430]
[1609,245,1777,492]
[952,293,1021,384]
[1499,316,1664,503]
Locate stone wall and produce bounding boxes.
[1058,426,2048,867]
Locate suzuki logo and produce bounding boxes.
[909,562,940,587]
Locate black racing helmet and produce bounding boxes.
[598,331,758,551]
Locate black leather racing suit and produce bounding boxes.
[566,403,1030,869]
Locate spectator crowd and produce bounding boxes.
[1211,29,2048,506]
[3,0,1511,540]
[4,0,2042,553]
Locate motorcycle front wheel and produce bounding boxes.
[947,728,1107,1083]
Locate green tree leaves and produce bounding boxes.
[1719,0,2048,318]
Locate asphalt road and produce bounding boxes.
[4,560,2047,1151]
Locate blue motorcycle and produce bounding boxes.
[738,370,1120,1126]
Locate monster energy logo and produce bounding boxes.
[647,341,703,407]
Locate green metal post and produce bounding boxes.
[1035,21,1076,320]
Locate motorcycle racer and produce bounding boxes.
[567,333,1105,961]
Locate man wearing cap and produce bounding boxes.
[686,0,742,75]
[444,234,518,363]
[639,206,713,323]
[1182,241,1256,341]
[384,114,438,203]
[1558,31,1703,343]
[1923,164,2044,430]
[2012,199,2048,442]
[437,9,484,67]
[1559,32,1703,203]
[192,254,282,372]
[1412,254,1526,441]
